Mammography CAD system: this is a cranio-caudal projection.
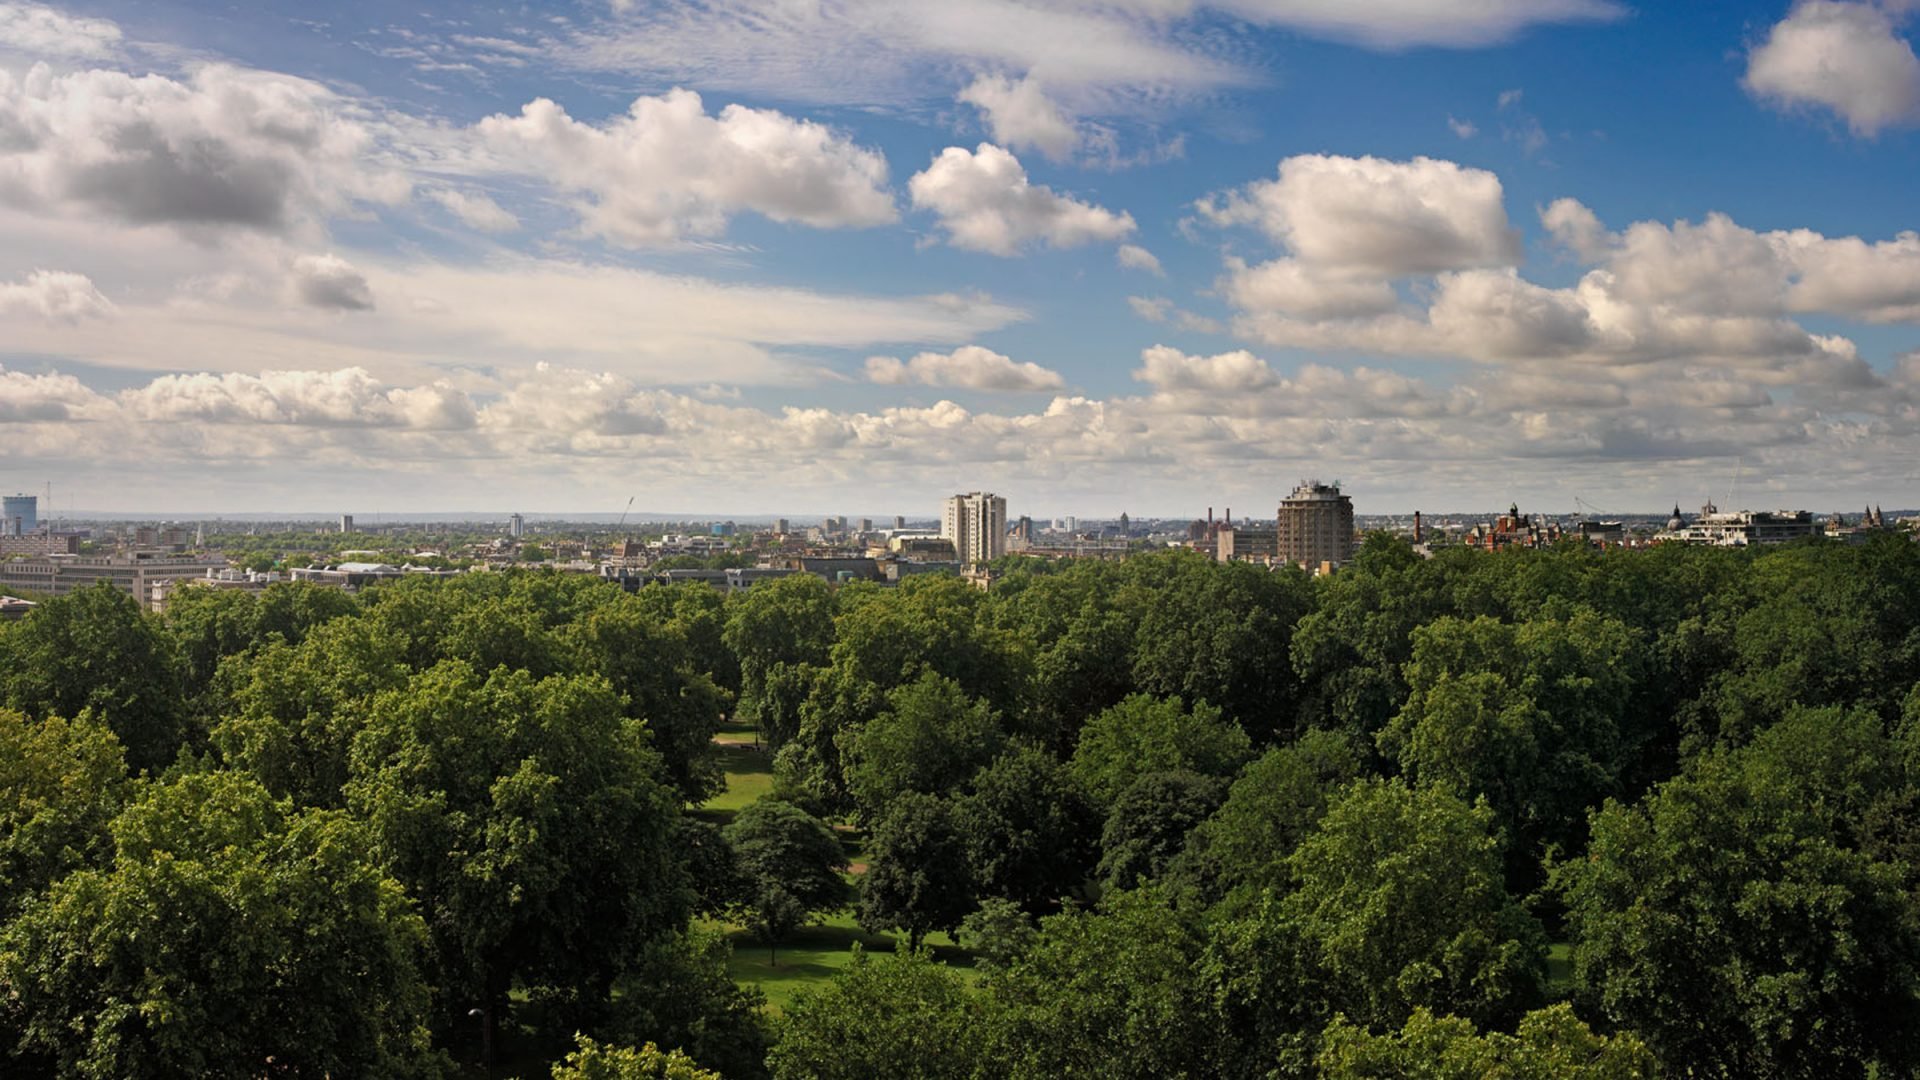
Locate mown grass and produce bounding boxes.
[700,729,978,1012]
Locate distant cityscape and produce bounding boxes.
[4,479,1916,620]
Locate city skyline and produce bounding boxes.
[1,2,1919,513]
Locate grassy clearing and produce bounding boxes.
[700,740,773,818]
[721,912,976,1013]
[1546,941,1574,995]
[700,735,978,1011]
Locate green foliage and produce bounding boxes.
[1097,769,1226,891]
[845,673,1003,817]
[726,574,836,734]
[956,897,1038,970]
[1174,728,1363,899]
[211,617,407,808]
[724,800,850,950]
[598,928,770,1080]
[1316,1004,1656,1079]
[565,594,729,802]
[858,792,975,948]
[1381,610,1641,882]
[1208,778,1545,1053]
[983,887,1230,1079]
[0,582,188,774]
[0,710,128,917]
[1118,551,1312,740]
[769,948,986,1080]
[346,660,690,1025]
[551,1035,722,1080]
[956,745,1098,913]
[0,771,441,1079]
[1562,705,1920,1078]
[1070,693,1252,807]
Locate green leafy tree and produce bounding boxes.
[1208,777,1545,1059]
[1561,706,1920,1078]
[1174,729,1363,900]
[770,948,987,1080]
[1070,694,1251,807]
[1097,769,1226,892]
[956,897,1038,970]
[725,574,836,735]
[982,887,1233,1079]
[1316,1004,1656,1079]
[1380,611,1641,884]
[210,617,408,808]
[845,673,1004,817]
[597,928,770,1080]
[0,770,440,1079]
[859,792,976,948]
[566,596,729,802]
[0,710,128,917]
[1119,551,1312,740]
[956,745,1099,913]
[0,582,188,774]
[724,800,848,960]
[552,1035,722,1080]
[346,661,690,1035]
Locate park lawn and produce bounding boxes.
[699,730,978,1011]
[700,740,773,817]
[1546,941,1574,996]
[719,912,977,1013]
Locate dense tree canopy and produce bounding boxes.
[5,536,1920,1076]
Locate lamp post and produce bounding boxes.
[468,1006,491,1078]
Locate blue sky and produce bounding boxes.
[0,0,1917,517]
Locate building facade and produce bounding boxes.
[3,494,36,537]
[1654,502,1818,546]
[0,551,228,602]
[942,492,1007,564]
[1216,527,1279,563]
[1276,480,1355,568]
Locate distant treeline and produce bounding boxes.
[2,533,1918,1077]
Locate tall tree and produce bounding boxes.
[0,582,188,774]
[723,800,848,961]
[859,792,975,949]
[956,746,1099,913]
[1070,694,1251,808]
[0,710,128,917]
[844,673,1003,818]
[0,770,441,1079]
[1562,706,1920,1078]
[346,661,690,1036]
[770,948,986,1080]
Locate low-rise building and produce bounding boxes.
[1654,502,1818,546]
[0,550,229,601]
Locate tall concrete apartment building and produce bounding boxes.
[942,492,1007,564]
[1276,480,1355,569]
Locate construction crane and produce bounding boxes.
[617,496,635,530]
[1572,495,1614,520]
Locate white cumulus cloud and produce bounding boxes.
[958,73,1081,161]
[866,345,1066,392]
[0,63,409,234]
[908,143,1134,256]
[0,2,122,60]
[1117,243,1164,275]
[1200,153,1520,276]
[1744,1,1920,136]
[0,268,111,321]
[472,88,896,247]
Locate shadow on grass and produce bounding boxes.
[724,915,978,1012]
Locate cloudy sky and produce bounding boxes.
[2,1,1918,517]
